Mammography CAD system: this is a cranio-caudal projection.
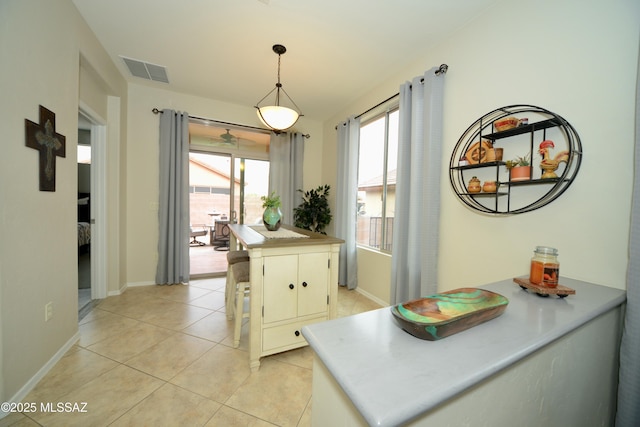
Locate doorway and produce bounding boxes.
[77,105,108,318]
[188,121,271,278]
[77,112,92,316]
[188,152,232,276]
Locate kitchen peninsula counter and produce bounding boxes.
[302,277,626,426]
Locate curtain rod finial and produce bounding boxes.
[435,64,448,75]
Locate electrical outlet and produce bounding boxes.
[45,302,53,322]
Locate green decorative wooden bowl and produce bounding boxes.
[391,288,509,340]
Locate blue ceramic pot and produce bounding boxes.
[263,206,282,231]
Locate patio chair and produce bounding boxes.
[189,224,208,246]
[213,220,231,251]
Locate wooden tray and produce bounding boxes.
[391,288,509,341]
[513,277,575,298]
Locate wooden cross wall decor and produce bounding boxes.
[25,105,66,192]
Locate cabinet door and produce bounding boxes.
[298,252,330,317]
[263,254,298,323]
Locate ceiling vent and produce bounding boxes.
[120,56,169,83]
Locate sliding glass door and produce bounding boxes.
[188,152,232,276]
[187,121,271,277]
[234,157,270,226]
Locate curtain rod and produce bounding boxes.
[151,108,310,138]
[336,63,448,128]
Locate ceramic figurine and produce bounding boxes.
[468,176,481,193]
[483,180,497,193]
[539,140,569,179]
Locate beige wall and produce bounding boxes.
[0,0,126,402]
[356,248,392,306]
[324,0,639,303]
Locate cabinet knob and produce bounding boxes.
[295,330,300,336]
[302,281,308,287]
[289,284,294,290]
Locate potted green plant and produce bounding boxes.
[261,191,282,231]
[293,185,332,234]
[505,154,531,181]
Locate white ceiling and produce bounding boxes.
[72,0,502,122]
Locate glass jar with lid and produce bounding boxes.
[529,246,559,287]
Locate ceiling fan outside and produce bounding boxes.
[219,129,237,144]
[204,129,257,148]
[200,129,237,147]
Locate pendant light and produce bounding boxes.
[255,44,303,132]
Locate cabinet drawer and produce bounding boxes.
[263,317,327,353]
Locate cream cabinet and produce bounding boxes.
[263,252,330,324]
[228,224,343,371]
[262,252,330,354]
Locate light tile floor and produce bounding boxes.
[3,278,382,427]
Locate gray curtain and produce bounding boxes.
[155,109,190,285]
[390,68,445,305]
[335,116,360,290]
[616,50,640,426]
[269,132,304,225]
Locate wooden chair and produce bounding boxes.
[231,261,250,348]
[225,250,249,320]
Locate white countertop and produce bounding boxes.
[229,223,343,249]
[302,277,626,427]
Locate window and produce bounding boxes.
[357,109,399,252]
[189,185,231,195]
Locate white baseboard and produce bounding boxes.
[126,281,155,288]
[1,332,80,419]
[353,287,388,307]
[127,281,155,287]
[109,280,154,296]
[108,286,124,297]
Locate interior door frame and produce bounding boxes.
[79,102,107,300]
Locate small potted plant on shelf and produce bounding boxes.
[261,192,282,231]
[505,154,531,181]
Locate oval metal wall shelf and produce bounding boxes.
[449,104,582,215]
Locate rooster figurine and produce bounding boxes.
[538,140,569,179]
